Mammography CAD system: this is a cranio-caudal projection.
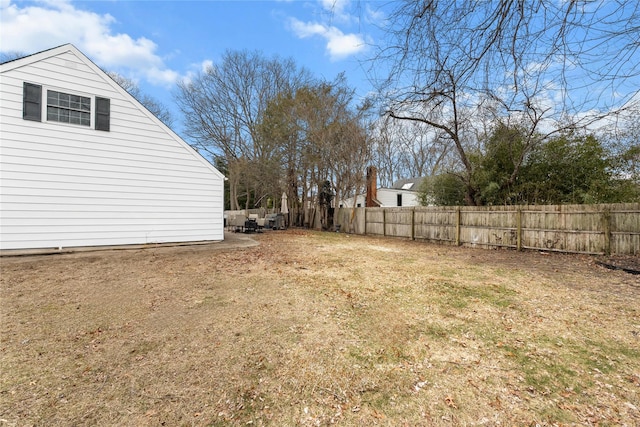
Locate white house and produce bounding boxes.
[0,44,225,251]
[339,177,425,208]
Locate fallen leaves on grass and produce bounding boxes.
[444,395,458,409]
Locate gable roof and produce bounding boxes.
[1,43,225,181]
[389,177,425,191]
[0,44,63,66]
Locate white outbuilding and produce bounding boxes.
[339,177,425,208]
[0,44,225,251]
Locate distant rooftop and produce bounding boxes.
[390,177,425,191]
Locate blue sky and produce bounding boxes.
[1,0,388,132]
[2,0,639,139]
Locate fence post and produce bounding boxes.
[516,208,522,251]
[411,208,415,240]
[383,208,386,237]
[602,208,611,256]
[364,208,367,236]
[455,207,461,246]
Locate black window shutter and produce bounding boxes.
[23,83,42,121]
[95,97,110,131]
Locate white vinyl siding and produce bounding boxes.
[340,194,366,208]
[376,189,420,207]
[0,45,224,250]
[340,189,421,208]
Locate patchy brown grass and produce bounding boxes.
[1,230,639,426]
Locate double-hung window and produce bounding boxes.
[47,90,91,126]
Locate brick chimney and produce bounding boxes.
[366,166,380,207]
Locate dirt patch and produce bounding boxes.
[1,230,639,426]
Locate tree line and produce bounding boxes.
[175,51,372,227]
[417,123,640,206]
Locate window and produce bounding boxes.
[401,182,414,190]
[397,194,403,206]
[22,82,110,131]
[47,90,91,126]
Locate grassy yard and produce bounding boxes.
[1,230,639,426]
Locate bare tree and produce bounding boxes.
[175,51,312,210]
[105,72,174,127]
[373,117,451,184]
[371,116,405,187]
[375,0,640,205]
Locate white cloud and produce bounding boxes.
[201,60,214,73]
[325,29,364,59]
[320,0,351,22]
[289,17,365,61]
[321,0,347,13]
[0,0,178,86]
[285,0,373,61]
[291,19,327,38]
[179,59,215,86]
[365,3,385,23]
[145,67,180,86]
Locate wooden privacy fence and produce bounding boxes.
[334,203,640,255]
